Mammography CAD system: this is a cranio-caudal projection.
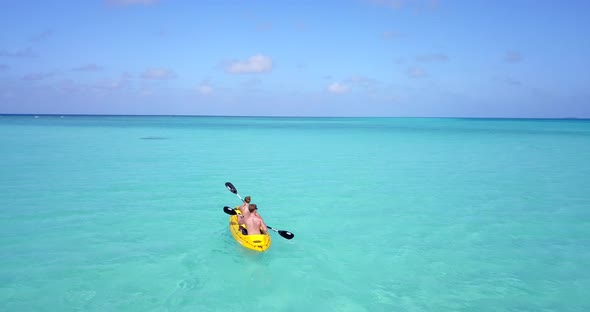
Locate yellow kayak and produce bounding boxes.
[229,207,272,252]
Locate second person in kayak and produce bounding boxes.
[243,204,268,235]
[238,196,251,214]
[239,196,262,220]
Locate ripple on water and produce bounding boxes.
[140,137,167,140]
[62,289,96,308]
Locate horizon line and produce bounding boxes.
[0,113,588,121]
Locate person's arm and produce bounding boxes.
[260,219,268,234]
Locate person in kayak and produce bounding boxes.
[238,196,251,214]
[242,204,268,235]
[238,195,262,221]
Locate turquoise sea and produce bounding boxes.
[1,115,589,311]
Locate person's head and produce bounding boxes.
[244,196,251,204]
[248,204,257,213]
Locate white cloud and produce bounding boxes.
[327,82,350,94]
[141,68,176,80]
[73,64,104,72]
[197,83,213,95]
[225,54,273,74]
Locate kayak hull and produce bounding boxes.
[229,207,272,252]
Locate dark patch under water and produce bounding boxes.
[140,137,167,140]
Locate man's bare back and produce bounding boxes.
[243,203,267,235]
[244,216,264,235]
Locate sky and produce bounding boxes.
[0,0,589,117]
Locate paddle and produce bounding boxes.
[223,206,237,215]
[224,182,295,240]
[223,206,294,240]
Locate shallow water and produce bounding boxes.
[1,115,589,311]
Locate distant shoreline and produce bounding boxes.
[0,113,588,121]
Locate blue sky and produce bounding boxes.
[0,0,589,117]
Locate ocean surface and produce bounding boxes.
[1,115,589,311]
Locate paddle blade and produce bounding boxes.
[225,182,237,194]
[223,206,237,215]
[278,230,295,240]
[268,226,295,240]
